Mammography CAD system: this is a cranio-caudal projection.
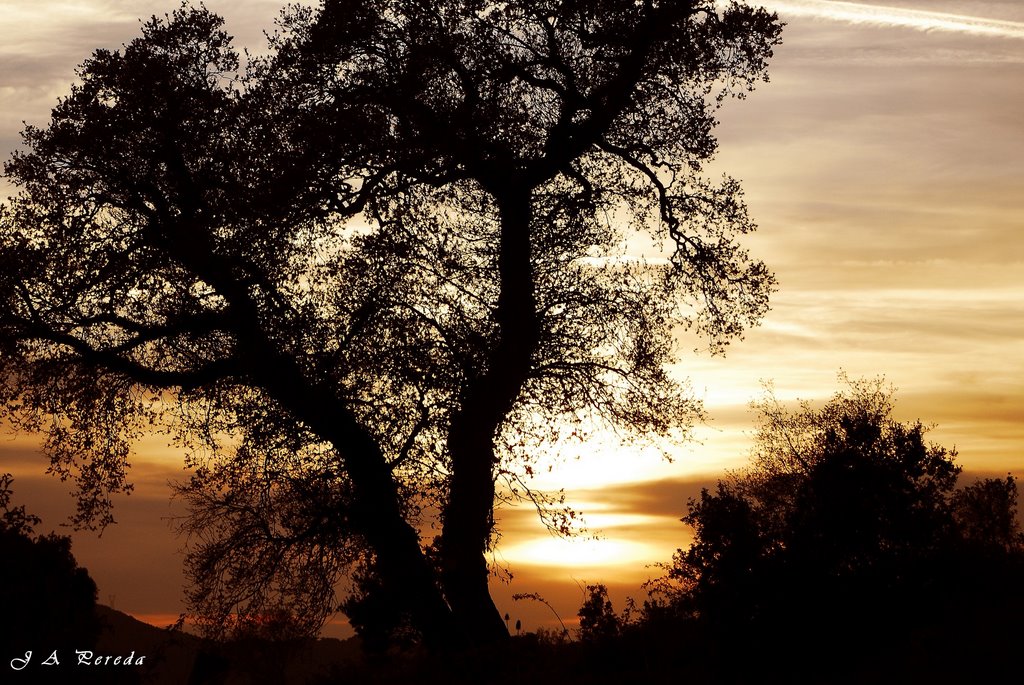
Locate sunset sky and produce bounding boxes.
[2,0,1022,638]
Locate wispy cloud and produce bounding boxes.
[760,0,1024,39]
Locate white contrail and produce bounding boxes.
[757,0,1024,40]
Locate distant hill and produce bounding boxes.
[94,606,199,685]
[94,606,364,685]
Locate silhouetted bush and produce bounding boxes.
[1,475,99,651]
[340,559,419,653]
[646,378,1024,682]
[577,584,622,643]
[0,474,106,683]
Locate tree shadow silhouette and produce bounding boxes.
[638,379,1024,683]
[1,474,140,684]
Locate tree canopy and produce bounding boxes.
[650,378,1024,679]
[0,0,781,648]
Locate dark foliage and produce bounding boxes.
[1,474,99,653]
[646,378,1024,682]
[576,584,622,643]
[339,559,419,653]
[0,474,109,683]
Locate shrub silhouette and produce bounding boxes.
[648,378,1024,682]
[0,474,102,680]
[577,584,621,643]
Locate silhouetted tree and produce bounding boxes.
[0,474,100,660]
[651,378,1024,679]
[953,474,1023,553]
[339,557,419,653]
[0,1,781,648]
[577,584,621,643]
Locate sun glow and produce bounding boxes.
[498,497,684,579]
[523,440,692,492]
[500,536,661,570]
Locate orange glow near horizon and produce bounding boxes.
[127,613,184,630]
[503,536,658,570]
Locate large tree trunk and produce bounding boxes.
[162,219,460,650]
[441,183,537,645]
[330,411,458,651]
[249,352,458,650]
